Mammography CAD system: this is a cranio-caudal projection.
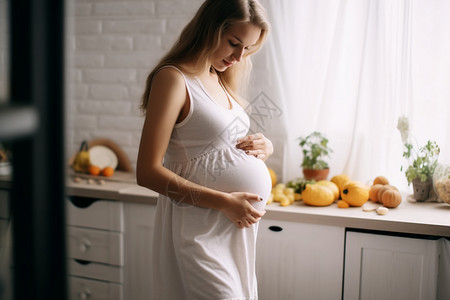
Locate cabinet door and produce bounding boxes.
[344,231,439,300]
[0,190,9,219]
[256,219,345,300]
[0,190,12,300]
[123,203,156,300]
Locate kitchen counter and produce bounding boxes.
[66,177,450,237]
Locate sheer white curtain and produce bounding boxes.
[249,0,450,190]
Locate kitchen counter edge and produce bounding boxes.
[66,180,450,237]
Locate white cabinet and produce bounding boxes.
[0,190,12,300]
[344,231,439,300]
[66,198,124,300]
[123,202,156,300]
[256,219,345,300]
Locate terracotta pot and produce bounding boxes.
[412,177,432,202]
[303,168,330,181]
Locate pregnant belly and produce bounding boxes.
[204,153,272,211]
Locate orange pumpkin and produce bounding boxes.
[373,176,389,186]
[316,180,340,201]
[337,200,350,208]
[381,189,402,208]
[268,167,277,187]
[377,185,398,202]
[330,174,351,199]
[301,184,335,207]
[369,184,384,203]
[341,181,369,207]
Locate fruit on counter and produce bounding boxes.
[362,202,378,212]
[286,177,316,193]
[88,165,101,176]
[268,167,277,187]
[316,180,339,201]
[72,140,91,173]
[341,181,369,207]
[368,175,402,208]
[369,184,384,202]
[380,188,402,208]
[101,166,114,177]
[373,176,389,185]
[330,174,350,199]
[376,206,389,215]
[337,200,349,208]
[267,193,274,205]
[270,183,297,206]
[301,184,335,206]
[377,185,398,203]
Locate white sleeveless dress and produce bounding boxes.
[150,66,272,300]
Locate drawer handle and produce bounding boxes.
[69,196,97,208]
[74,259,91,265]
[268,225,283,232]
[79,238,91,253]
[78,288,91,299]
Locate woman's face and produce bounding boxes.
[210,22,262,72]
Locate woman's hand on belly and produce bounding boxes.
[236,133,273,161]
[219,192,266,229]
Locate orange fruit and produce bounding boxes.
[101,166,114,177]
[88,165,101,176]
[337,200,349,208]
[373,176,389,185]
[268,167,277,187]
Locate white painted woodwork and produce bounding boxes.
[68,226,124,266]
[0,190,9,219]
[0,219,8,251]
[123,202,156,300]
[69,259,123,283]
[69,276,123,300]
[344,231,439,300]
[256,219,345,300]
[67,199,124,232]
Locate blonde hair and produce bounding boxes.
[140,0,270,112]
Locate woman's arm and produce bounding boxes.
[136,68,265,228]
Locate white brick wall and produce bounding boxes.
[66,0,204,170]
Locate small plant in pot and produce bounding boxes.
[298,131,332,180]
[397,116,440,201]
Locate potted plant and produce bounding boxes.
[397,116,440,201]
[298,131,332,180]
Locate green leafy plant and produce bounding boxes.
[401,140,440,184]
[298,131,332,170]
[397,116,440,184]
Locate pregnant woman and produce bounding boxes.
[136,0,272,299]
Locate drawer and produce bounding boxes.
[68,259,123,283]
[69,276,122,300]
[0,190,9,219]
[67,198,123,232]
[68,227,123,266]
[0,219,11,256]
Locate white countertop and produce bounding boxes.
[66,176,450,237]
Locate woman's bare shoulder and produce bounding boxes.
[149,67,188,101]
[153,66,185,85]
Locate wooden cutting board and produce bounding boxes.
[68,169,136,183]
